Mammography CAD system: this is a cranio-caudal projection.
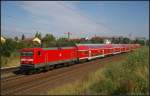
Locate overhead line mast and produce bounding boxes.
[64,32,72,40]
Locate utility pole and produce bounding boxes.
[94,34,97,38]
[129,33,132,44]
[64,32,72,40]
[143,37,146,46]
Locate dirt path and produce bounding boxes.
[1,53,127,95]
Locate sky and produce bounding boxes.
[1,1,149,39]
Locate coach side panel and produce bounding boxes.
[60,48,77,61]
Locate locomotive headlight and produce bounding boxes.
[21,59,33,61]
[21,59,26,61]
[27,59,33,61]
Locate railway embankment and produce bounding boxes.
[48,47,149,95]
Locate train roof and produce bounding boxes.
[20,48,40,52]
[75,44,135,50]
[20,46,76,51]
[76,44,113,50]
[20,44,139,52]
[43,46,76,50]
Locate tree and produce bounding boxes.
[90,37,103,44]
[111,37,116,44]
[133,38,145,46]
[42,34,55,42]
[42,33,56,47]
[35,31,42,39]
[14,36,18,41]
[0,38,17,57]
[122,37,130,44]
[118,37,122,43]
[21,34,25,40]
[56,37,73,47]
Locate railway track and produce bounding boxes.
[1,66,21,79]
[1,53,127,95]
[1,66,19,73]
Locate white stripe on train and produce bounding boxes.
[21,59,33,61]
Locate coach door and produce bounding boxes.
[36,50,43,65]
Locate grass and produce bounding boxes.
[48,68,106,95]
[48,47,149,95]
[0,52,20,68]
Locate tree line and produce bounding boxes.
[1,32,149,58]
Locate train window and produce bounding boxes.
[82,51,85,54]
[21,52,33,56]
[83,51,88,54]
[38,51,41,56]
[85,51,88,54]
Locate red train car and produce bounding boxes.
[120,44,126,52]
[111,44,121,54]
[76,44,113,60]
[76,44,89,60]
[20,47,77,72]
[20,43,140,74]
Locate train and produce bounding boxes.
[20,44,140,74]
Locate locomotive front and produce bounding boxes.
[20,48,35,72]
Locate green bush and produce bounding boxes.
[89,47,149,95]
[0,52,20,67]
[48,47,149,95]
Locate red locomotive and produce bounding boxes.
[20,44,140,74]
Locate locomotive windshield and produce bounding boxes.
[21,52,33,56]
